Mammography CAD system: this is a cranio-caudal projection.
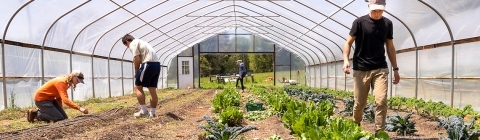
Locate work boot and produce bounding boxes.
[27,108,39,123]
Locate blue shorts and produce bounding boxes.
[135,62,160,87]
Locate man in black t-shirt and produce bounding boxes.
[342,0,400,135]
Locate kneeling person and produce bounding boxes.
[27,70,89,123]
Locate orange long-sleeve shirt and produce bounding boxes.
[34,76,80,110]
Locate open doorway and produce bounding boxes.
[199,53,274,89]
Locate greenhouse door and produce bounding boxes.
[177,57,193,89]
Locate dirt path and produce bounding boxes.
[0,89,208,139]
[239,90,296,140]
[334,100,445,140]
[67,89,216,140]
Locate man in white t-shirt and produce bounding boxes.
[122,34,160,118]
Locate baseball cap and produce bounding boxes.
[71,70,85,84]
[367,0,386,10]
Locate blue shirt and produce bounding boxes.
[239,63,246,75]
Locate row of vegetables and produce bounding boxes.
[283,85,480,140]
[199,85,480,140]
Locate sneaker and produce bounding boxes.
[133,111,149,118]
[149,113,156,118]
[27,108,38,123]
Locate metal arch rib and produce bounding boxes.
[325,0,358,19]
[85,0,170,97]
[232,6,323,64]
[130,2,318,65]
[132,4,235,48]
[157,19,315,66]
[151,3,325,66]
[160,26,312,67]
[68,0,135,98]
[104,0,205,97]
[245,1,349,62]
[1,0,34,111]
[110,1,225,59]
[100,0,204,57]
[235,18,316,64]
[40,1,91,85]
[92,0,173,55]
[157,21,314,65]
[149,7,238,55]
[156,22,313,66]
[156,27,230,65]
[70,0,135,53]
[161,21,315,66]
[150,26,228,63]
[153,18,232,51]
[418,0,455,107]
[154,8,241,61]
[238,16,321,64]
[383,10,419,98]
[246,1,346,40]
[149,7,315,65]
[292,0,354,53]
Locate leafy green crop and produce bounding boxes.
[303,117,374,140]
[341,98,354,116]
[385,112,417,136]
[437,116,480,140]
[244,110,274,121]
[199,116,258,140]
[218,106,244,126]
[363,103,375,123]
[212,88,241,113]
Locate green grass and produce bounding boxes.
[199,71,306,89]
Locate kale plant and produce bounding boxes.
[437,116,480,140]
[199,116,258,140]
[340,98,354,116]
[385,112,417,136]
[363,103,375,123]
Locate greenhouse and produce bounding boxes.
[1,0,480,139]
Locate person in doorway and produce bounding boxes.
[235,60,247,92]
[122,34,160,118]
[342,0,400,136]
[27,70,89,123]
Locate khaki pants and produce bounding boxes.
[353,68,389,131]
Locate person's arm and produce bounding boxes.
[54,82,80,110]
[133,55,141,75]
[129,41,142,75]
[343,35,356,74]
[386,39,400,84]
[241,64,247,74]
[385,39,398,68]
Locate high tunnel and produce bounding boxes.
[1,0,480,111]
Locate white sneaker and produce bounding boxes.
[149,113,156,118]
[134,111,148,117]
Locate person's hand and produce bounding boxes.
[393,71,400,84]
[343,62,350,74]
[79,108,89,114]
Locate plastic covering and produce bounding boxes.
[1,0,480,111]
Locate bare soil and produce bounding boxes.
[334,99,446,140]
[0,89,451,140]
[239,90,296,140]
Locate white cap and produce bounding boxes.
[71,70,85,84]
[367,0,386,10]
